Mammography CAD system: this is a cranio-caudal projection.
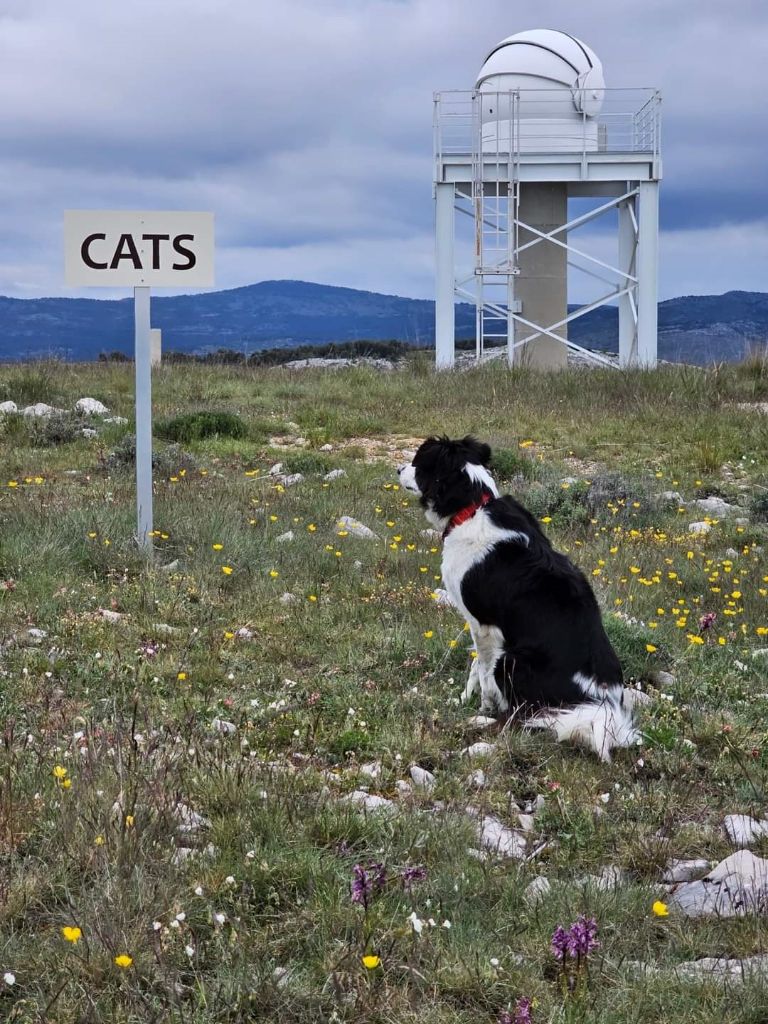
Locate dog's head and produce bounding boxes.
[397,436,498,528]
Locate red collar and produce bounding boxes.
[443,491,493,539]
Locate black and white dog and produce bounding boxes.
[398,436,639,761]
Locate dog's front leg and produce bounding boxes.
[473,625,509,715]
[461,653,481,704]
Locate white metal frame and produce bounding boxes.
[433,88,661,369]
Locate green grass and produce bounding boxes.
[0,358,767,1022]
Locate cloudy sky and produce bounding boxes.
[0,0,766,302]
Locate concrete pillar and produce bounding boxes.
[150,328,162,367]
[515,183,568,369]
[435,182,455,369]
[636,181,659,367]
[618,198,637,367]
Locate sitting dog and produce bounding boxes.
[398,435,638,761]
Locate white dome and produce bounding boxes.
[476,29,605,118]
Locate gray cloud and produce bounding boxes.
[0,0,766,299]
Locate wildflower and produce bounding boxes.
[551,926,570,961]
[114,954,133,968]
[351,863,386,907]
[652,900,669,917]
[52,765,68,779]
[269,570,279,578]
[362,955,381,969]
[401,864,427,890]
[687,634,705,645]
[3,972,15,986]
[221,565,233,575]
[567,916,599,958]
[125,815,135,828]
[645,644,657,653]
[699,612,716,632]
[408,911,425,935]
[61,778,72,790]
[177,672,187,681]
[498,997,534,1024]
[62,926,82,944]
[212,543,223,551]
[94,835,105,846]
[423,630,434,639]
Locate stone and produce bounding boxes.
[462,741,496,759]
[688,521,711,535]
[336,515,378,540]
[410,765,436,791]
[724,814,768,848]
[22,403,60,418]
[98,608,123,623]
[473,812,527,860]
[432,588,454,607]
[279,592,298,606]
[465,715,497,730]
[268,463,284,476]
[276,531,294,543]
[468,769,487,789]
[691,496,743,517]
[650,670,676,687]
[27,627,48,641]
[324,469,346,481]
[103,415,128,425]
[159,560,180,573]
[577,865,627,891]
[76,397,109,416]
[658,490,684,504]
[235,627,254,640]
[662,858,712,883]
[81,428,98,439]
[211,718,237,736]
[668,850,768,917]
[281,473,304,487]
[152,623,182,636]
[342,790,395,813]
[359,761,382,779]
[523,876,552,907]
[0,401,18,414]
[175,803,211,834]
[517,813,536,832]
[753,649,768,661]
[319,443,333,452]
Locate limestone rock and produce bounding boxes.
[76,397,109,416]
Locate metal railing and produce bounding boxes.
[434,87,661,177]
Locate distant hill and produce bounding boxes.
[0,280,766,364]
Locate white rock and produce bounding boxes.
[324,469,346,481]
[281,473,304,487]
[279,592,298,605]
[152,623,182,636]
[466,715,497,730]
[668,850,768,917]
[319,443,333,452]
[0,401,18,414]
[174,803,211,834]
[662,858,712,883]
[658,490,684,504]
[272,966,292,989]
[410,765,436,791]
[651,671,676,687]
[98,608,123,623]
[76,397,110,416]
[468,769,487,789]
[432,588,454,607]
[523,876,552,907]
[81,427,98,438]
[359,761,382,779]
[524,795,547,814]
[268,463,284,476]
[395,780,412,795]
[724,813,768,848]
[336,515,379,540]
[27,627,48,640]
[753,649,768,661]
[462,741,496,759]
[688,521,711,535]
[517,813,536,832]
[159,559,180,573]
[342,790,395,813]
[691,496,743,517]
[473,813,527,859]
[103,415,128,425]
[725,548,740,560]
[236,627,254,640]
[211,718,237,736]
[276,531,294,543]
[22,403,60,418]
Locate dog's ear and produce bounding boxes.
[460,436,492,466]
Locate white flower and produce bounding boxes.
[3,972,15,986]
[408,911,424,935]
[185,944,195,958]
[490,958,500,968]
[170,920,180,929]
[194,886,203,896]
[214,912,226,925]
[175,911,186,922]
[442,920,452,929]
[225,875,236,886]
[245,850,256,860]
[152,921,162,931]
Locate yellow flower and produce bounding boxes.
[308,595,318,602]
[540,516,552,524]
[519,439,534,448]
[221,565,233,575]
[62,926,82,943]
[177,672,187,681]
[125,815,135,828]
[652,900,669,917]
[61,778,72,789]
[52,765,68,779]
[307,524,317,533]
[269,570,279,578]
[687,634,704,645]
[362,955,381,969]
[114,954,133,969]
[94,835,105,846]
[212,543,223,551]
[224,631,234,640]
[645,644,657,653]
[423,630,434,639]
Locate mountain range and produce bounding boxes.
[0,280,766,364]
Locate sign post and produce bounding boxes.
[64,210,214,552]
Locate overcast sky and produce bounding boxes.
[1,0,766,301]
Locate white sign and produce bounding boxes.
[64,210,214,287]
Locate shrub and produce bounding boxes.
[155,411,247,443]
[27,412,81,446]
[282,452,333,475]
[490,447,537,482]
[103,434,198,476]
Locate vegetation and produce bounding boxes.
[0,356,767,1022]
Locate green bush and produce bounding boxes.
[155,410,247,443]
[490,446,537,482]
[27,412,81,447]
[282,451,333,475]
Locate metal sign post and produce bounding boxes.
[64,210,214,553]
[134,286,153,549]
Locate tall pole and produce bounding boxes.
[435,182,455,368]
[134,286,153,551]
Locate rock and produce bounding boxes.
[651,671,676,687]
[22,403,61,418]
[27,627,48,641]
[174,803,211,834]
[577,865,627,891]
[658,490,684,504]
[319,444,333,452]
[466,715,497,730]
[342,790,395,813]
[359,761,382,779]
[523,876,552,907]
[336,515,378,540]
[668,850,768,917]
[623,955,768,983]
[81,428,98,439]
[725,548,740,560]
[462,741,496,759]
[753,649,768,661]
[103,415,128,425]
[473,812,527,860]
[279,592,298,606]
[420,529,442,541]
[159,559,180,573]
[524,795,547,814]
[76,397,109,416]
[691,496,743,517]
[518,814,536,832]
[688,521,711,535]
[235,627,254,640]
[281,473,303,487]
[395,780,412,795]
[324,469,346,481]
[0,401,18,414]
[211,718,237,736]
[272,966,292,989]
[734,517,750,527]
[724,814,768,848]
[624,688,652,709]
[468,769,487,789]
[152,623,182,636]
[268,463,284,476]
[410,765,436,791]
[432,588,454,607]
[98,608,123,623]
[276,531,294,543]
[662,858,712,883]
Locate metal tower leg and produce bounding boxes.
[636,181,659,367]
[435,182,455,369]
[618,198,637,366]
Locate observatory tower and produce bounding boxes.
[433,29,661,368]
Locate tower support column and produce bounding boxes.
[435,182,455,368]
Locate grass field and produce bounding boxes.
[1,356,768,1023]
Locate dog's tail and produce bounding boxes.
[523,685,639,762]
